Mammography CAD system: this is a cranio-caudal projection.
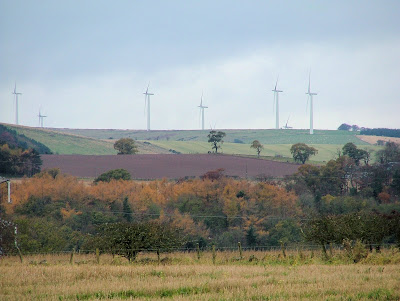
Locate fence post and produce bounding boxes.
[14,226,23,263]
[96,248,100,264]
[196,243,201,260]
[212,245,216,265]
[238,242,242,260]
[280,242,286,258]
[16,246,23,263]
[157,249,161,265]
[70,248,75,265]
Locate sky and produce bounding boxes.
[1,0,400,131]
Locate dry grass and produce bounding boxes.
[357,135,400,145]
[1,250,400,300]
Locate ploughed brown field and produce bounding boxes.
[41,154,299,179]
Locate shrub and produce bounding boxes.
[94,169,131,183]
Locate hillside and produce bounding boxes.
[53,128,369,145]
[148,141,381,162]
[2,124,117,155]
[0,124,52,154]
[2,124,383,161]
[3,124,175,155]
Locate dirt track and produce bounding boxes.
[41,154,299,179]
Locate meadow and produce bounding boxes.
[150,141,381,163]
[53,128,368,145]
[1,250,400,300]
[2,124,382,162]
[5,125,117,155]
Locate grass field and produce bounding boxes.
[4,124,117,155]
[1,250,400,300]
[3,124,170,155]
[150,141,382,163]
[54,128,369,145]
[2,124,381,160]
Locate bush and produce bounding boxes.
[94,169,131,183]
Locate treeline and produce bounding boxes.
[2,170,301,254]
[1,141,400,259]
[0,145,42,177]
[360,128,400,138]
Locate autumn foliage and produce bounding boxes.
[3,170,301,252]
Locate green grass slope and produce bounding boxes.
[53,128,368,145]
[149,141,381,163]
[5,124,376,160]
[4,124,117,155]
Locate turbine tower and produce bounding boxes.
[272,77,283,129]
[38,109,47,128]
[306,73,317,135]
[143,84,154,131]
[12,82,22,125]
[198,93,208,130]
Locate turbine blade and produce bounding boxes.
[308,71,311,94]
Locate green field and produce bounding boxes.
[4,125,118,155]
[54,128,369,145]
[150,140,381,163]
[3,124,379,160]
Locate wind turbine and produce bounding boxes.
[283,115,293,129]
[306,73,317,135]
[198,92,208,130]
[143,84,154,131]
[272,77,283,129]
[38,109,47,128]
[12,82,22,125]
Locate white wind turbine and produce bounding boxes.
[38,108,47,128]
[198,92,208,130]
[12,82,22,125]
[143,84,154,131]
[306,73,317,135]
[272,77,283,129]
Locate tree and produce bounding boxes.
[113,138,138,155]
[342,143,368,166]
[94,169,131,183]
[250,140,264,158]
[0,218,15,255]
[290,143,318,164]
[207,131,226,153]
[338,123,351,131]
[94,221,185,261]
[246,225,257,247]
[122,197,132,222]
[376,141,400,164]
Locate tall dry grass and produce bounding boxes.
[1,250,399,300]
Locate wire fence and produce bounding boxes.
[3,242,399,257]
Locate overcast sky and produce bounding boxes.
[1,0,399,131]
